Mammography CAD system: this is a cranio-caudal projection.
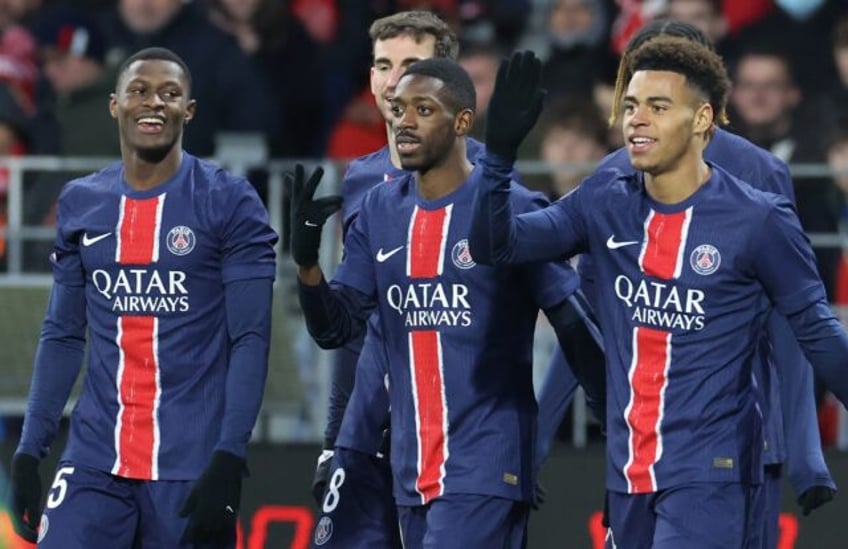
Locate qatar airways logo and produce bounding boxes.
[614,275,706,331]
[91,269,189,313]
[386,282,472,328]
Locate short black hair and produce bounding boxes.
[628,35,730,129]
[116,47,193,94]
[400,57,476,114]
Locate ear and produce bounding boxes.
[692,102,714,137]
[109,93,118,119]
[455,109,474,136]
[184,99,197,124]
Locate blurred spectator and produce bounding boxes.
[814,14,848,137]
[542,0,617,103]
[731,46,840,297]
[325,86,387,161]
[99,0,277,157]
[523,97,608,198]
[205,0,326,157]
[665,0,738,61]
[0,84,30,272]
[827,122,848,308]
[34,8,119,157]
[456,0,531,49]
[0,18,37,117]
[458,40,500,142]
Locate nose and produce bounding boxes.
[144,91,165,109]
[386,66,406,90]
[627,106,648,128]
[397,107,416,129]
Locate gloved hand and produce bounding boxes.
[9,452,42,543]
[485,50,546,161]
[798,485,835,516]
[531,480,547,511]
[289,164,343,268]
[311,449,334,506]
[179,451,245,544]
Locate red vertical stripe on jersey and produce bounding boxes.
[113,195,163,480]
[115,316,159,479]
[624,327,670,493]
[117,197,161,265]
[407,205,450,503]
[639,210,690,280]
[407,207,448,278]
[410,330,446,502]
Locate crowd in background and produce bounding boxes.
[0,0,848,440]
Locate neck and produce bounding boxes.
[644,150,711,204]
[122,145,183,191]
[416,140,473,201]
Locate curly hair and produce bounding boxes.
[626,36,730,132]
[369,11,459,61]
[608,20,729,127]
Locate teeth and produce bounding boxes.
[631,137,652,144]
[138,117,164,125]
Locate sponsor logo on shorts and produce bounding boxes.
[314,516,333,546]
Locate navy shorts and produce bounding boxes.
[397,493,528,549]
[606,482,756,549]
[37,461,232,549]
[311,447,400,548]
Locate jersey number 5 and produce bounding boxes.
[46,466,75,509]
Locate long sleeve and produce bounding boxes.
[298,278,374,350]
[534,348,579,471]
[17,282,87,459]
[768,313,836,496]
[215,278,273,458]
[469,151,586,265]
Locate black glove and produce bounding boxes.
[485,50,546,161]
[289,163,343,267]
[531,480,547,511]
[311,449,334,506]
[798,485,835,516]
[179,450,245,544]
[9,452,42,543]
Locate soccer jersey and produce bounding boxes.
[331,139,518,455]
[588,128,811,471]
[39,154,276,480]
[333,169,579,505]
[472,159,833,494]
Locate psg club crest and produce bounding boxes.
[451,239,476,270]
[689,244,721,275]
[166,225,196,256]
[314,516,333,546]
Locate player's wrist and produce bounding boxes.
[297,265,324,286]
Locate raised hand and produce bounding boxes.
[289,164,343,268]
[485,50,546,161]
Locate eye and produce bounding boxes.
[390,104,403,117]
[374,63,390,72]
[622,103,635,114]
[652,105,667,113]
[417,105,433,115]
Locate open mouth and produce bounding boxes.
[396,133,421,154]
[628,135,656,154]
[136,116,166,134]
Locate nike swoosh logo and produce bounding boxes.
[606,235,640,250]
[82,232,112,247]
[304,220,319,227]
[376,245,404,263]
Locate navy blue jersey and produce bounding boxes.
[329,139,520,453]
[585,128,819,475]
[23,154,276,480]
[333,169,579,505]
[471,158,842,494]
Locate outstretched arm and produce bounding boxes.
[470,51,585,265]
